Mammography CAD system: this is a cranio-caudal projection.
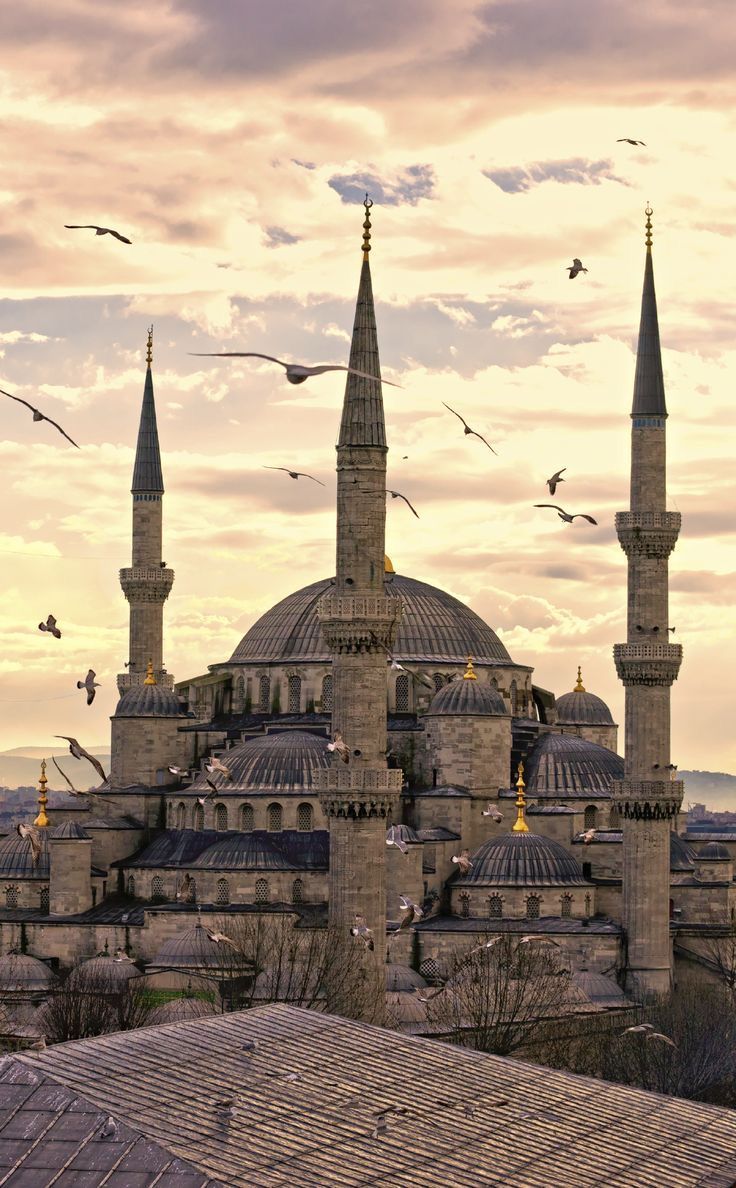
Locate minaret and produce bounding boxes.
[118,328,174,692]
[314,199,403,1022]
[611,207,683,999]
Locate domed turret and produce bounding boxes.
[555,667,617,750]
[115,682,184,717]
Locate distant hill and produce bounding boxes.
[680,771,736,813]
[0,747,110,793]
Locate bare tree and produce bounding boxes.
[699,914,736,996]
[40,965,152,1045]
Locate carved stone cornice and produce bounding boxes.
[613,643,682,686]
[611,778,683,821]
[615,511,680,559]
[317,593,402,654]
[315,767,403,818]
[119,567,174,603]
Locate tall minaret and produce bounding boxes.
[118,327,174,692]
[611,207,683,999]
[314,199,403,1022]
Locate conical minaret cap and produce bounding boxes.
[338,198,387,449]
[132,326,164,493]
[631,206,667,418]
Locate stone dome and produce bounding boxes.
[114,683,184,717]
[146,996,217,1025]
[572,970,626,1004]
[698,841,731,861]
[228,573,512,666]
[0,952,57,993]
[556,690,614,726]
[459,832,589,886]
[67,954,141,988]
[524,733,623,796]
[50,821,90,840]
[151,924,247,972]
[385,963,427,993]
[0,828,50,879]
[190,731,329,792]
[427,675,507,717]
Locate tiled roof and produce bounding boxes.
[14,1002,736,1187]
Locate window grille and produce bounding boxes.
[460,893,470,919]
[292,878,304,904]
[259,675,271,712]
[176,802,186,829]
[584,805,598,830]
[321,674,333,710]
[255,878,269,904]
[488,894,503,918]
[151,875,165,899]
[288,674,301,713]
[216,878,230,905]
[395,674,410,712]
[297,803,313,832]
[240,803,254,831]
[561,894,573,919]
[127,875,136,897]
[526,894,541,919]
[215,803,228,832]
[193,803,204,831]
[39,886,50,913]
[5,886,18,908]
[268,803,283,832]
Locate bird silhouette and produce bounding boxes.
[263,466,325,485]
[53,736,107,782]
[567,258,588,279]
[617,138,646,146]
[189,352,399,386]
[64,224,131,244]
[534,504,597,525]
[442,403,498,453]
[77,669,100,705]
[38,614,62,639]
[387,489,419,518]
[546,467,567,495]
[2,388,79,448]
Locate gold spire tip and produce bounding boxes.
[463,655,477,681]
[645,203,653,250]
[362,194,373,259]
[34,758,49,828]
[144,659,157,685]
[574,666,586,693]
[513,760,529,833]
[146,325,153,367]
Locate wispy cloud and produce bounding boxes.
[328,164,435,206]
[483,158,628,194]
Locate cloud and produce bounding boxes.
[484,158,628,194]
[264,225,301,248]
[328,164,435,207]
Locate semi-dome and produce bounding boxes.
[228,573,512,666]
[0,828,50,879]
[555,669,615,725]
[50,821,90,840]
[459,832,589,886]
[0,952,57,993]
[524,733,623,796]
[427,675,507,717]
[697,841,731,861]
[191,731,329,792]
[151,924,248,972]
[385,963,428,993]
[146,996,217,1025]
[114,683,184,717]
[670,833,697,871]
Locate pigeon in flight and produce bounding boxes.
[350,914,374,950]
[39,614,62,639]
[64,224,131,244]
[442,403,498,454]
[567,259,588,279]
[386,825,409,854]
[617,138,646,146]
[263,466,325,485]
[16,823,44,868]
[1,388,80,448]
[546,468,566,495]
[387,489,419,518]
[190,352,400,387]
[53,736,107,783]
[52,756,88,796]
[77,669,100,705]
[534,504,597,525]
[482,803,503,822]
[452,849,473,875]
[206,756,232,780]
[327,731,350,764]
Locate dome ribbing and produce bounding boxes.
[459,832,589,887]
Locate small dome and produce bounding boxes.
[151,924,246,972]
[698,841,731,861]
[427,677,507,717]
[114,683,184,717]
[146,996,217,1025]
[67,954,141,989]
[191,731,329,792]
[556,690,614,726]
[524,733,623,796]
[572,970,626,1004]
[460,832,589,886]
[0,952,57,993]
[50,820,90,840]
[252,966,323,1001]
[0,828,50,879]
[385,963,427,993]
[670,833,697,872]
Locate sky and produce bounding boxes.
[0,0,734,774]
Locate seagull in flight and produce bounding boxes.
[566,258,588,279]
[617,138,646,146]
[196,779,219,806]
[387,489,419,518]
[546,468,566,496]
[51,756,88,796]
[16,823,44,867]
[482,803,503,822]
[64,224,131,244]
[77,669,100,705]
[386,825,409,854]
[398,895,424,927]
[53,736,107,783]
[189,352,400,387]
[206,756,232,780]
[2,388,79,448]
[38,614,62,639]
[263,466,325,485]
[350,914,374,950]
[327,731,350,764]
[534,504,597,525]
[580,828,597,844]
[442,403,498,453]
[452,849,473,875]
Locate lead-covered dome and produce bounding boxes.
[524,733,623,796]
[556,670,614,725]
[151,924,247,972]
[191,731,329,792]
[428,677,507,717]
[698,842,731,861]
[228,573,512,665]
[0,952,57,993]
[114,683,184,717]
[458,832,589,886]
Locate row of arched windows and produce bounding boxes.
[170,801,314,833]
[132,874,306,906]
[459,892,576,920]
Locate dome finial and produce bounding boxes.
[144,659,156,685]
[362,194,373,259]
[146,324,153,367]
[33,758,49,827]
[645,203,653,250]
[574,666,586,693]
[512,760,529,833]
[463,655,477,681]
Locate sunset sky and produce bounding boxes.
[0,1,734,775]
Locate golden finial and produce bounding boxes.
[34,759,50,828]
[144,659,156,685]
[146,325,153,367]
[645,204,653,250]
[362,194,373,259]
[574,666,586,693]
[512,760,529,833]
[384,554,395,574]
[463,655,477,681]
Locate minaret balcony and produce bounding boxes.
[315,766,403,818]
[613,642,682,687]
[119,567,174,603]
[615,511,680,558]
[316,593,402,654]
[611,778,684,820]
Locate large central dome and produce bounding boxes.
[229,574,512,665]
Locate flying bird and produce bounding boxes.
[398,895,424,927]
[51,755,87,796]
[168,765,191,778]
[197,779,219,805]
[206,756,232,780]
[567,258,588,279]
[467,937,503,957]
[386,825,409,854]
[1,388,80,448]
[64,224,131,244]
[350,914,374,950]
[482,803,503,822]
[16,823,43,868]
[617,138,646,146]
[442,403,498,454]
[189,352,400,387]
[647,1032,677,1048]
[622,1023,655,1035]
[263,466,325,486]
[580,828,597,844]
[387,489,419,518]
[53,736,107,783]
[546,468,567,495]
[327,731,350,764]
[452,849,473,875]
[206,930,237,947]
[534,504,597,525]
[176,874,195,902]
[77,669,100,705]
[38,614,62,639]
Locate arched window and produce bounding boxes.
[255,878,269,904]
[193,803,204,831]
[176,802,186,829]
[321,674,333,711]
[234,675,245,711]
[268,803,283,832]
[240,803,254,831]
[5,885,18,908]
[525,894,541,919]
[433,673,445,692]
[561,893,573,919]
[288,674,301,713]
[215,803,228,832]
[259,675,271,712]
[297,803,313,832]
[151,875,165,900]
[491,677,498,689]
[459,893,470,919]
[40,886,49,913]
[188,877,197,903]
[584,805,598,830]
[167,801,174,826]
[510,680,518,714]
[216,878,230,905]
[395,674,410,712]
[488,894,503,919]
[584,892,591,917]
[127,875,136,898]
[291,878,304,904]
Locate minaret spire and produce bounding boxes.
[631,206,667,421]
[132,326,164,495]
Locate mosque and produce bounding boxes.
[0,203,732,1026]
